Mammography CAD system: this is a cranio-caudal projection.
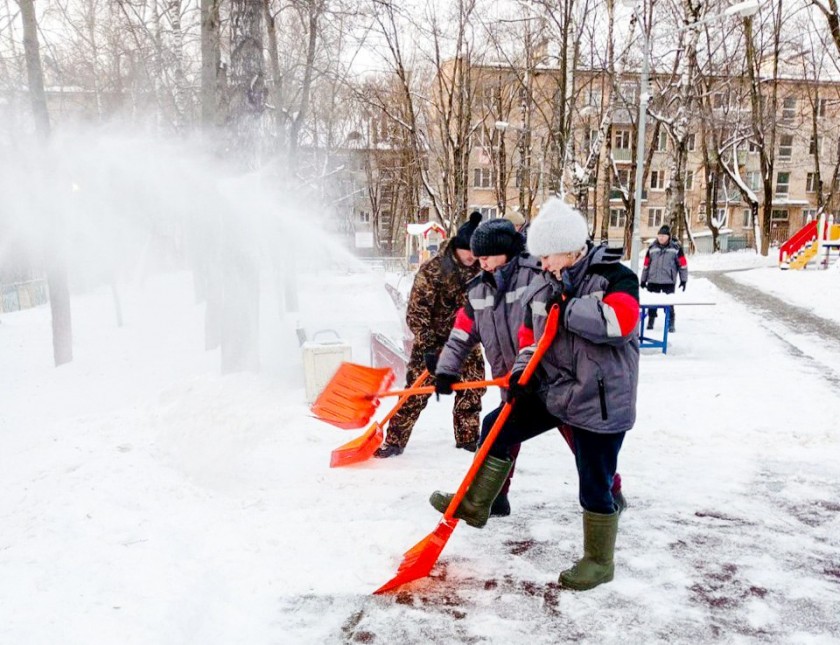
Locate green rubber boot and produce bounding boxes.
[429,455,513,528]
[559,510,619,591]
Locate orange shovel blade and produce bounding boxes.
[310,362,395,429]
[329,422,384,468]
[373,518,457,594]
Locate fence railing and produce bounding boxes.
[358,256,408,272]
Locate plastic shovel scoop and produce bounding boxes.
[311,362,506,430]
[310,363,396,430]
[329,369,431,468]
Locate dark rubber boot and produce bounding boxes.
[428,455,513,528]
[373,444,404,458]
[559,510,619,591]
[426,490,512,518]
[646,314,655,330]
[490,493,511,517]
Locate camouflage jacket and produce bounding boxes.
[406,239,480,351]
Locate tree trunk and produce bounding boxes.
[200,0,221,130]
[20,0,74,366]
[220,0,266,373]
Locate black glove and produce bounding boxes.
[506,368,534,402]
[547,284,570,325]
[679,280,687,292]
[434,372,458,398]
[423,351,439,374]
[640,281,647,290]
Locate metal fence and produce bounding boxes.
[358,256,408,272]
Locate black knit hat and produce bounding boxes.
[470,218,524,258]
[452,211,483,250]
[658,225,671,236]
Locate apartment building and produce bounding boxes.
[458,62,840,250]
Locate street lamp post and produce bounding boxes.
[623,0,762,274]
[629,24,651,275]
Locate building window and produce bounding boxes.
[818,98,827,118]
[806,172,818,193]
[609,208,627,228]
[611,168,630,199]
[685,170,694,191]
[713,92,728,109]
[749,140,760,153]
[782,97,797,120]
[647,207,664,227]
[614,129,632,150]
[656,130,668,152]
[473,168,494,188]
[746,171,761,191]
[619,83,638,103]
[778,135,793,160]
[809,136,820,156]
[742,208,751,229]
[650,170,665,190]
[775,172,790,196]
[803,208,818,221]
[713,208,728,228]
[474,206,498,219]
[771,209,789,221]
[482,85,501,109]
[686,133,696,152]
[359,211,371,223]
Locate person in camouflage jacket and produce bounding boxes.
[374,212,485,458]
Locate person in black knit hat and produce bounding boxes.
[374,210,484,458]
[640,224,688,332]
[452,211,484,250]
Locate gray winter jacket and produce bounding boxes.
[437,254,543,380]
[514,244,640,434]
[640,239,688,286]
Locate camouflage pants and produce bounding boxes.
[384,345,485,449]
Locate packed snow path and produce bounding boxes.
[703,271,840,387]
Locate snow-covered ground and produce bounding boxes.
[2,253,839,644]
[728,262,840,322]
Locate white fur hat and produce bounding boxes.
[526,198,590,256]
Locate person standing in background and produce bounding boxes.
[640,225,688,332]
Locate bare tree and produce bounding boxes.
[370,0,481,232]
[18,0,73,366]
[811,0,840,58]
[742,0,786,255]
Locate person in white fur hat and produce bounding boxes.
[429,197,640,592]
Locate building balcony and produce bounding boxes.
[612,148,632,162]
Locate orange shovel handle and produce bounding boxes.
[374,376,508,399]
[377,369,431,425]
[442,304,561,520]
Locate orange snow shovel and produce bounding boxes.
[312,362,506,430]
[373,304,560,594]
[329,369,431,468]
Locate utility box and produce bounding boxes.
[302,330,352,403]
